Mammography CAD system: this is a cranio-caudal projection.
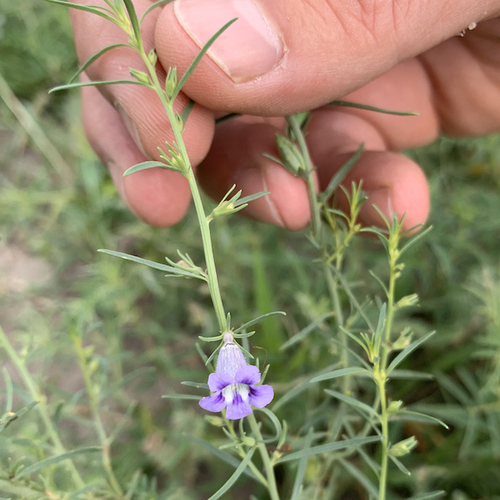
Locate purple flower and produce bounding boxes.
[199,332,274,420]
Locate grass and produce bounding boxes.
[1,1,500,499]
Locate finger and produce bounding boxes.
[200,108,429,232]
[154,0,500,115]
[71,0,216,225]
[306,109,430,230]
[418,17,500,136]
[335,59,439,150]
[198,116,312,231]
[82,79,192,226]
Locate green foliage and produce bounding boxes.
[2,1,500,499]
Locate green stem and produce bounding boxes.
[140,52,227,332]
[248,414,280,500]
[0,324,85,490]
[225,421,269,487]
[186,170,227,330]
[73,334,123,496]
[376,250,397,500]
[377,376,389,500]
[285,116,321,238]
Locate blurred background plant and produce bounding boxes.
[1,1,500,498]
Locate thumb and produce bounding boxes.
[155,0,500,115]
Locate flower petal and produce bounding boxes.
[208,372,233,392]
[216,342,247,378]
[199,392,227,413]
[248,384,274,408]
[235,365,260,385]
[225,393,253,420]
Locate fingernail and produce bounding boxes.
[360,187,394,227]
[174,0,285,83]
[116,106,148,158]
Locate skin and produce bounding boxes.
[71,0,500,230]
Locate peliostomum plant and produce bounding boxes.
[33,1,448,498]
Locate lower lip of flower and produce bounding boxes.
[222,383,250,404]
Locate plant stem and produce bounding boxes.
[248,414,281,500]
[285,116,321,238]
[225,421,269,487]
[140,52,227,333]
[72,333,123,496]
[0,324,85,489]
[376,243,397,500]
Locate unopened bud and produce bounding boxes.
[148,48,157,66]
[392,328,412,350]
[129,68,151,86]
[205,415,224,427]
[242,436,256,447]
[165,67,178,98]
[387,400,403,413]
[275,134,303,176]
[396,294,419,309]
[390,436,418,457]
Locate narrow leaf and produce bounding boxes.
[340,458,379,497]
[329,100,418,116]
[280,312,333,350]
[389,369,433,380]
[406,491,446,500]
[330,336,372,370]
[123,160,176,176]
[399,225,433,257]
[272,377,316,412]
[369,270,389,296]
[173,18,238,99]
[233,311,286,335]
[16,447,101,478]
[161,394,200,400]
[325,390,380,420]
[329,265,375,332]
[68,44,129,84]
[374,303,387,348]
[140,0,174,23]
[68,481,105,499]
[180,99,195,126]
[262,153,284,167]
[198,335,223,342]
[184,435,258,481]
[103,367,156,397]
[310,366,370,383]
[391,410,449,429]
[2,368,13,413]
[181,381,209,390]
[254,407,282,444]
[208,447,256,500]
[233,191,270,208]
[276,435,382,464]
[290,428,314,500]
[456,366,480,395]
[321,143,364,203]
[387,331,436,374]
[44,0,118,25]
[338,326,372,364]
[215,112,240,124]
[122,0,141,42]
[389,455,411,475]
[459,415,479,458]
[98,249,204,279]
[49,79,144,94]
[435,372,473,406]
[411,404,468,427]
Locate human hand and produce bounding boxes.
[71,0,500,230]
